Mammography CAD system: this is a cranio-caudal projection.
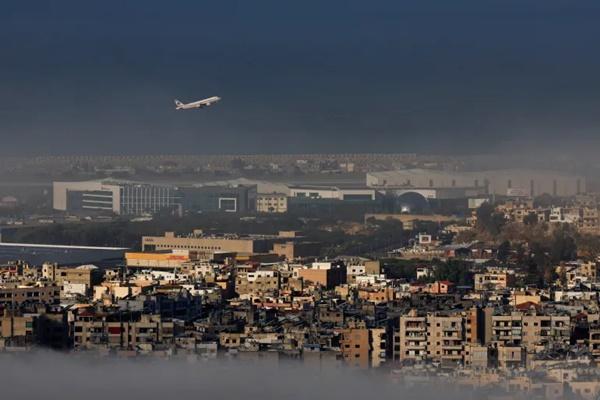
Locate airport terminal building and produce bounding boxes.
[53,180,257,216]
[366,169,585,198]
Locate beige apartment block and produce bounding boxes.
[395,310,428,362]
[491,313,523,346]
[73,314,174,350]
[42,263,103,289]
[339,328,371,368]
[497,345,524,369]
[474,271,515,291]
[521,314,570,351]
[427,314,465,366]
[0,284,61,306]
[235,270,280,296]
[0,311,35,339]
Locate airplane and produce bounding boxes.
[174,96,221,110]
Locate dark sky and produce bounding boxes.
[2,0,600,155]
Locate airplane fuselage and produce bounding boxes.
[175,96,221,110]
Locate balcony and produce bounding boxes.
[405,326,426,332]
[405,344,427,350]
[406,334,426,341]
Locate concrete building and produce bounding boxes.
[427,314,465,366]
[0,243,127,267]
[0,310,35,347]
[142,231,276,254]
[474,271,516,291]
[589,325,600,362]
[0,284,60,306]
[367,169,585,197]
[178,184,257,213]
[491,312,570,351]
[54,180,257,216]
[42,264,103,292]
[497,345,524,369]
[288,185,376,201]
[294,262,347,289]
[73,312,174,350]
[235,270,280,297]
[464,344,489,369]
[339,327,371,368]
[53,180,178,215]
[396,310,428,362]
[256,193,288,213]
[492,313,523,346]
[125,252,191,271]
[521,314,570,350]
[271,241,322,261]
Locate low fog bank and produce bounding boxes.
[0,351,493,400]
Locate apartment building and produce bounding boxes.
[395,311,466,365]
[0,310,35,347]
[497,345,524,369]
[427,314,465,366]
[395,310,428,362]
[491,312,570,351]
[271,241,322,261]
[464,344,489,369]
[73,312,174,350]
[0,284,60,306]
[339,327,370,368]
[294,262,347,289]
[42,263,103,292]
[235,270,280,296]
[556,261,600,284]
[474,271,516,291]
[370,328,387,368]
[521,314,571,350]
[492,313,523,346]
[580,207,600,233]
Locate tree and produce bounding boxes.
[497,240,511,262]
[476,202,505,236]
[433,259,473,286]
[523,212,538,226]
[576,234,600,259]
[549,227,577,263]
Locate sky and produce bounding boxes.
[1,0,600,155]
